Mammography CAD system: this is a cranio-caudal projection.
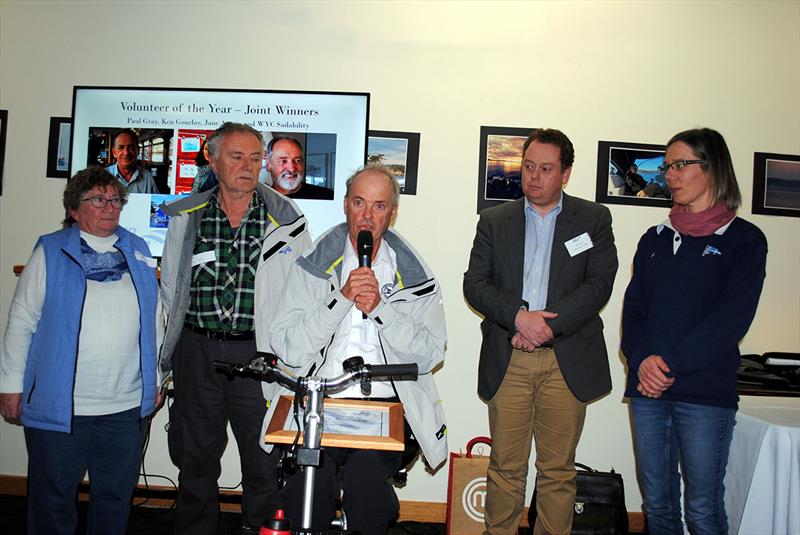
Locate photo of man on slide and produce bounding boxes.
[105,129,160,193]
[87,127,169,193]
[266,135,334,200]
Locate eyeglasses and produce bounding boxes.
[81,196,124,209]
[657,160,708,174]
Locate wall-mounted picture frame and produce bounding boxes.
[477,126,533,213]
[0,110,7,195]
[751,152,800,218]
[595,140,670,208]
[264,395,404,451]
[47,117,72,178]
[367,130,419,195]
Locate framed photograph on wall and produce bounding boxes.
[47,117,72,178]
[595,140,670,208]
[0,110,7,195]
[751,152,800,218]
[477,126,533,213]
[367,130,420,195]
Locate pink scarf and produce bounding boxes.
[669,202,735,237]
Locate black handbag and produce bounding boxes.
[528,462,628,535]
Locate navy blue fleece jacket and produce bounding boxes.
[621,217,767,408]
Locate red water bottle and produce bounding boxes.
[260,509,292,535]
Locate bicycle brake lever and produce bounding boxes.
[213,360,245,376]
[360,376,372,397]
[247,355,271,374]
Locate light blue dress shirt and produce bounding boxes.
[522,194,562,310]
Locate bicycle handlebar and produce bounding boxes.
[367,363,419,380]
[214,351,418,396]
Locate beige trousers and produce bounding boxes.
[484,348,586,535]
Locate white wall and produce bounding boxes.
[1,0,798,512]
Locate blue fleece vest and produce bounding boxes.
[21,226,159,432]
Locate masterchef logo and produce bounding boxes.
[461,476,487,522]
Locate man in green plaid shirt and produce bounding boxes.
[159,123,311,535]
[184,192,266,332]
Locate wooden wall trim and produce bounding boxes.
[0,474,26,495]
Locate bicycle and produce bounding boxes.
[216,352,418,533]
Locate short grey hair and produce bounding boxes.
[207,122,265,158]
[345,166,400,206]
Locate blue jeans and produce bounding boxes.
[25,407,145,535]
[630,397,735,535]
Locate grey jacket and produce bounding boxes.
[261,224,449,468]
[158,183,311,377]
[464,193,618,402]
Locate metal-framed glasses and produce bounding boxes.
[657,160,708,174]
[81,196,124,209]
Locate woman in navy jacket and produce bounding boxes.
[622,128,767,535]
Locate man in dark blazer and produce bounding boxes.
[464,128,618,535]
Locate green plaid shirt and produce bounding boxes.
[185,193,268,332]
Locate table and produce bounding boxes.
[725,396,800,535]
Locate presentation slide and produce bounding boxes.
[71,87,370,256]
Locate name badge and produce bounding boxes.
[565,232,593,257]
[191,250,216,266]
[134,251,158,268]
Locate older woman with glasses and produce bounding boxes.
[0,166,161,535]
[621,128,768,534]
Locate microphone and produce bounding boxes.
[357,230,373,269]
[356,230,373,319]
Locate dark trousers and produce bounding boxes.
[171,328,279,534]
[281,447,402,534]
[25,407,145,535]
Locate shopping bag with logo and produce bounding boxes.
[446,436,492,535]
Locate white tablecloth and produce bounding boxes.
[725,396,800,535]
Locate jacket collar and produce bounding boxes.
[161,183,305,228]
[548,192,579,291]
[506,192,579,293]
[505,193,575,292]
[297,223,432,289]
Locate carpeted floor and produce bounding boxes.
[0,494,445,534]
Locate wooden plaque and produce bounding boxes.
[265,395,404,451]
